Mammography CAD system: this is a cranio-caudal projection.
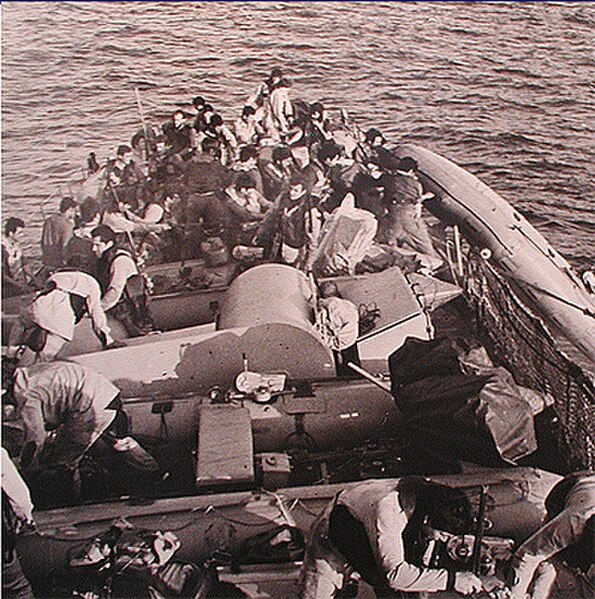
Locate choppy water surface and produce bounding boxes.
[2,2,593,267]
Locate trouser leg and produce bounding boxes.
[401,205,439,258]
[37,332,67,362]
[2,553,34,599]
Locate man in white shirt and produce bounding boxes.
[317,281,359,376]
[7,270,114,365]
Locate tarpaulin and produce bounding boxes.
[312,204,377,276]
[389,337,538,463]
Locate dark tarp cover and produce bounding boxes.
[389,337,537,463]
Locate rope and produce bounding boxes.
[35,501,271,542]
[521,279,595,318]
[463,251,594,469]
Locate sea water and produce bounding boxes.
[2,1,593,268]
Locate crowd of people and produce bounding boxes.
[3,67,442,302]
[2,66,446,383]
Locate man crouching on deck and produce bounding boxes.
[299,477,503,598]
[2,359,159,502]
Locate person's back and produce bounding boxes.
[7,270,114,366]
[392,168,423,206]
[510,472,595,599]
[7,360,160,491]
[351,170,387,219]
[382,157,440,262]
[185,191,231,232]
[12,361,120,469]
[41,213,73,267]
[184,144,232,194]
[300,477,487,598]
[267,83,293,137]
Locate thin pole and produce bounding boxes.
[134,87,151,164]
[346,362,392,394]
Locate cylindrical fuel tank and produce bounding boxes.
[218,264,315,332]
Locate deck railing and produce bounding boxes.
[453,240,594,471]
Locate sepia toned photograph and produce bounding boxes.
[1,2,594,598]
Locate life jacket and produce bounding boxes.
[96,247,134,295]
[96,248,153,336]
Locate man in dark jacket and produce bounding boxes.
[300,477,494,597]
[40,196,78,270]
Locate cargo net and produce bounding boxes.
[455,247,594,471]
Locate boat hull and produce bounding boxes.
[395,144,595,364]
[17,466,561,588]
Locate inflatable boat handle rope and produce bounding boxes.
[31,490,299,542]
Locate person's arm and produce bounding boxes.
[126,204,165,225]
[377,493,451,592]
[82,279,114,346]
[313,120,333,141]
[189,126,198,150]
[101,256,137,311]
[225,192,262,221]
[286,127,305,147]
[223,126,238,151]
[14,386,48,471]
[258,193,275,213]
[509,499,593,599]
[1,448,34,525]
